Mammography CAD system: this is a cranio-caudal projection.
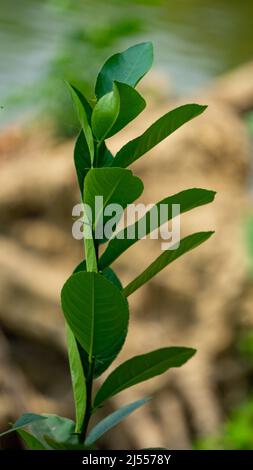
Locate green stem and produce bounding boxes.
[79,360,94,443]
[80,228,99,443]
[79,140,102,443]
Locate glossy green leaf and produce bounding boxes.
[17,429,46,450]
[123,231,214,297]
[99,188,216,270]
[106,82,146,138]
[84,167,143,239]
[66,324,86,433]
[67,84,92,122]
[112,104,207,168]
[72,262,123,378]
[85,398,151,446]
[61,272,129,365]
[94,347,195,408]
[67,82,94,164]
[95,42,153,99]
[29,414,78,449]
[74,130,91,193]
[0,413,47,438]
[91,83,120,142]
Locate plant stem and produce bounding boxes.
[80,139,101,443]
[79,359,94,443]
[80,232,99,443]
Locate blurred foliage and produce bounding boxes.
[244,112,253,277]
[1,0,253,135]
[238,332,253,368]
[195,329,253,450]
[195,400,253,450]
[246,111,253,137]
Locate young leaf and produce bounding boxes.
[17,429,46,450]
[99,188,216,270]
[66,324,86,433]
[85,398,151,446]
[112,104,207,168]
[95,42,153,99]
[84,167,144,238]
[0,413,47,437]
[91,83,120,142]
[61,272,129,365]
[67,82,94,164]
[123,231,214,297]
[106,82,146,138]
[94,347,195,408]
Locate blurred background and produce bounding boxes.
[1,0,253,449]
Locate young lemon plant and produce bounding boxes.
[0,42,215,449]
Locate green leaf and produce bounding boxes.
[99,188,216,270]
[67,82,94,164]
[29,414,78,449]
[66,324,86,433]
[95,42,153,99]
[85,398,151,446]
[97,141,114,167]
[106,82,146,138]
[72,262,123,378]
[112,104,207,168]
[74,260,122,290]
[100,266,122,290]
[0,413,47,437]
[91,83,120,142]
[123,231,214,297]
[94,347,195,408]
[67,84,92,122]
[61,272,129,366]
[74,130,91,193]
[74,134,114,194]
[84,167,143,239]
[17,429,46,450]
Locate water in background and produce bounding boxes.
[1,0,253,130]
